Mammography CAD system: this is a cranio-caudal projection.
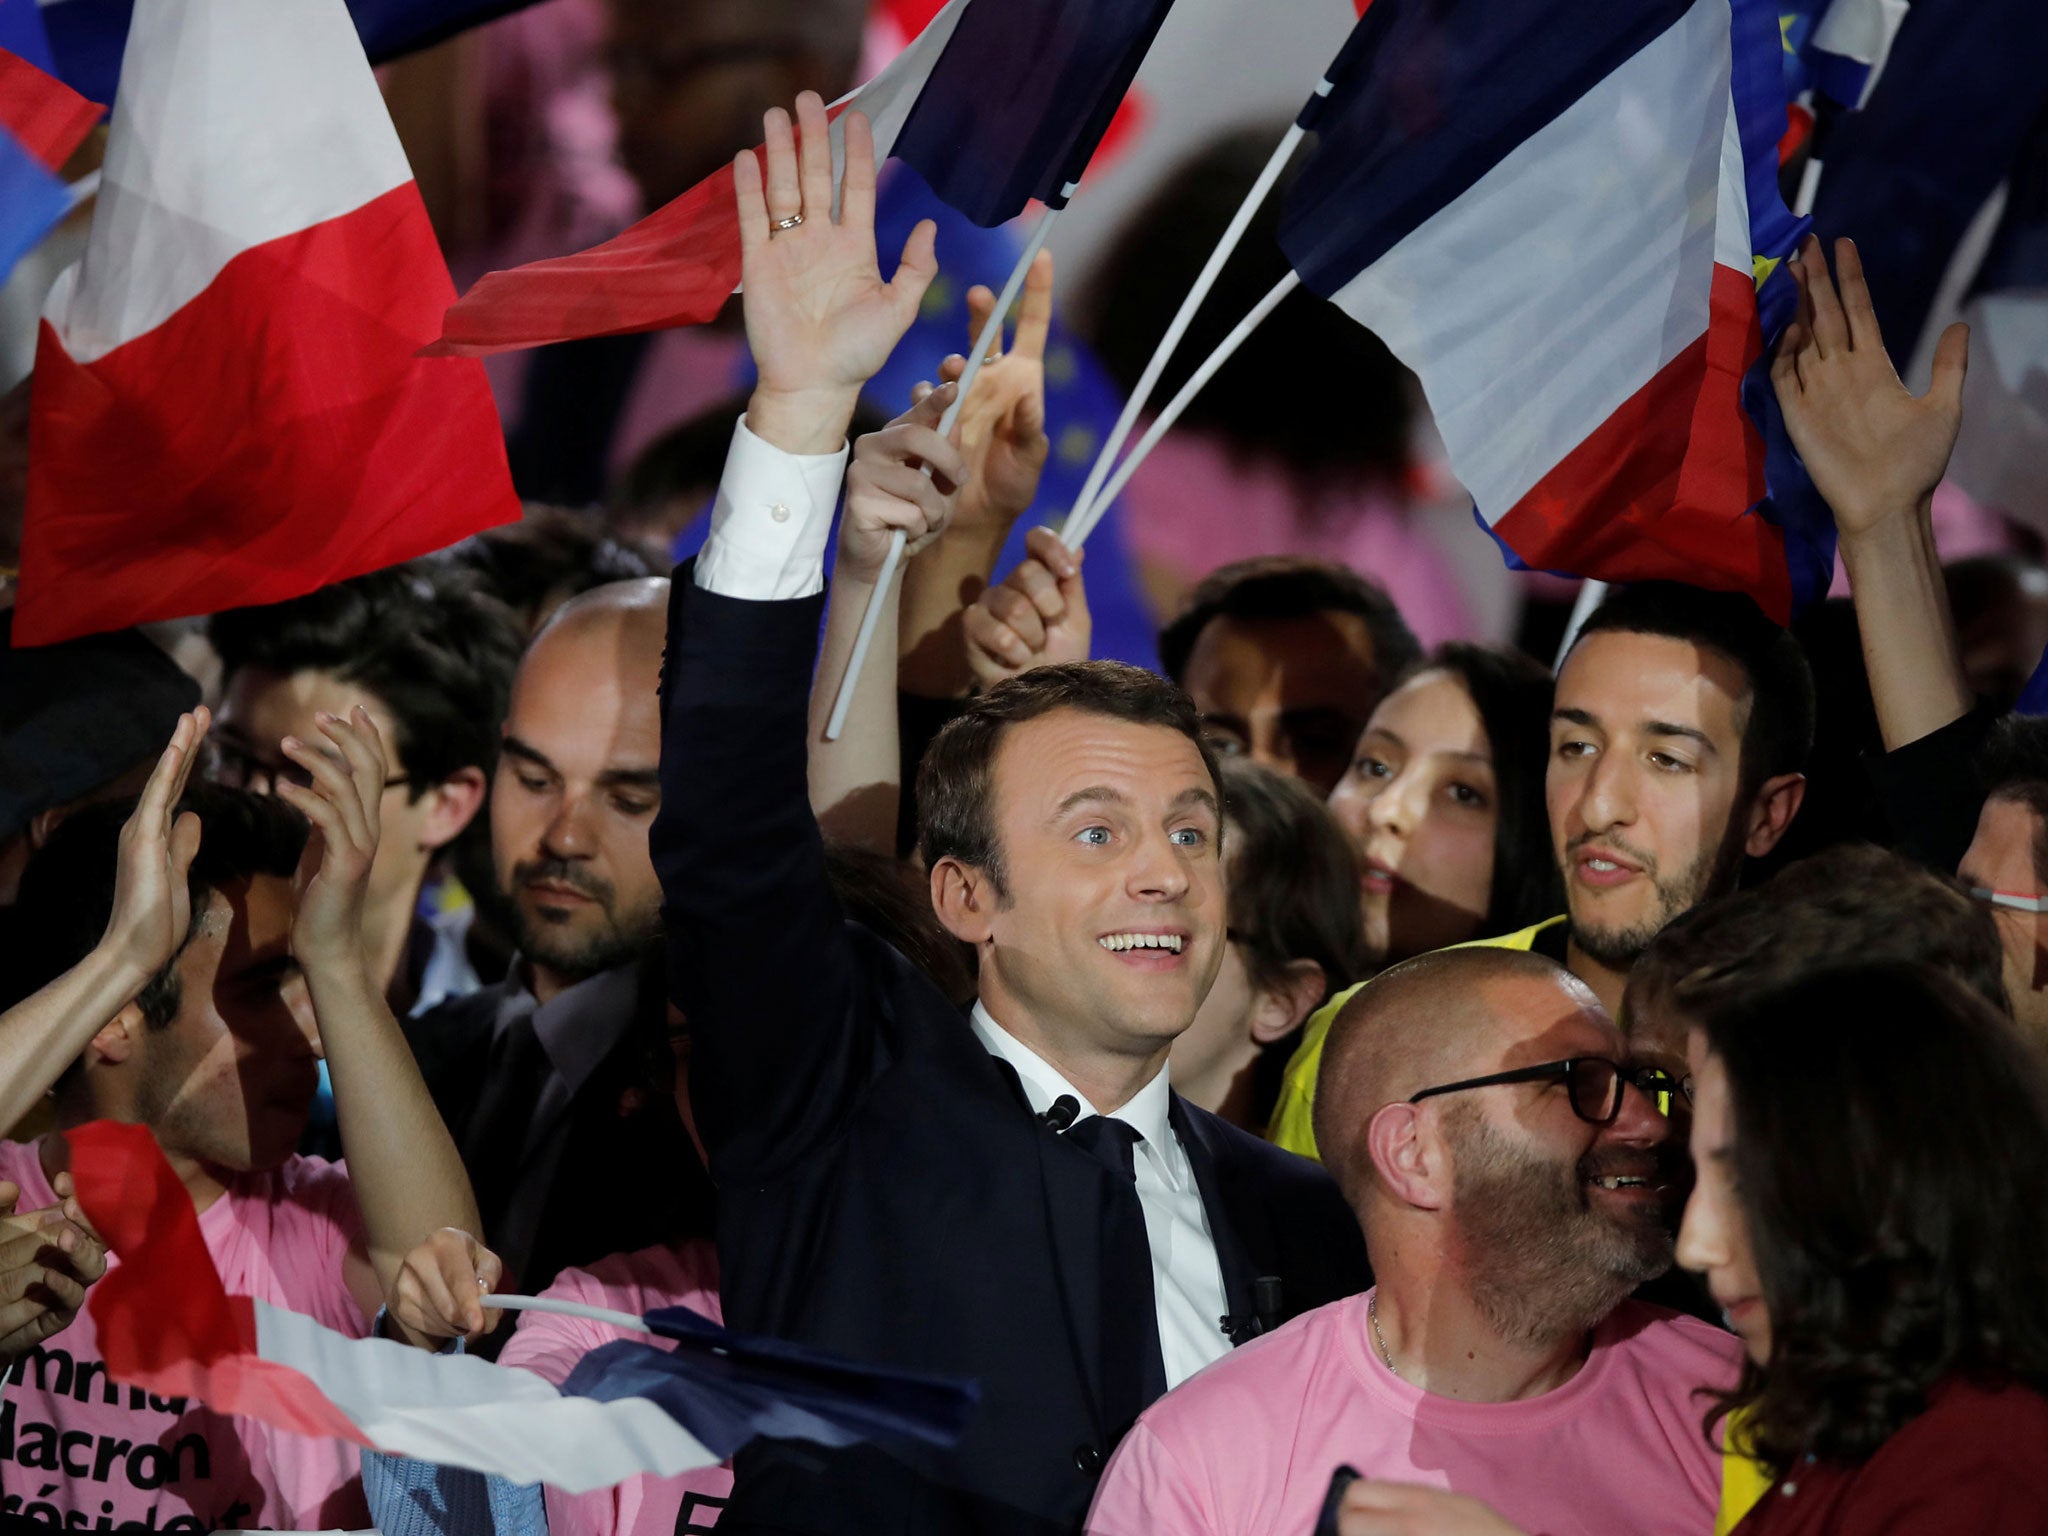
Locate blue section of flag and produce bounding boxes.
[0,121,69,280]
[555,1304,976,1463]
[889,0,1175,227]
[1780,3,1886,110]
[0,0,54,70]
[1276,0,1696,299]
[35,0,545,103]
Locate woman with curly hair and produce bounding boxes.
[1678,961,2048,1533]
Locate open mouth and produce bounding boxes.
[1098,932,1186,955]
[1586,1174,1655,1191]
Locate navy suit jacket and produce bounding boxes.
[653,575,1369,1535]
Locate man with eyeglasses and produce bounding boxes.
[1088,946,1739,1536]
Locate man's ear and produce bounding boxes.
[415,766,489,853]
[930,857,997,946]
[27,804,68,851]
[1249,960,1326,1045]
[1743,772,1806,858]
[87,1004,146,1069]
[1365,1102,1449,1213]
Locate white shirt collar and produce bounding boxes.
[969,1000,1176,1162]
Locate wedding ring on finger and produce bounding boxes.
[772,213,805,232]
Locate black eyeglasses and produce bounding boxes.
[1409,1057,1688,1124]
[211,736,410,795]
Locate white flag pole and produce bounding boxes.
[1064,270,1300,552]
[1062,109,1319,536]
[822,197,1068,741]
[1554,578,1609,670]
[483,1292,665,1336]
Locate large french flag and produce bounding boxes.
[1279,0,1822,622]
[68,1122,976,1494]
[14,0,519,647]
[434,0,1175,357]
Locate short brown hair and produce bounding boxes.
[916,662,1223,893]
[1627,843,2007,1035]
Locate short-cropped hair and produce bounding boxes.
[1570,581,1815,794]
[1156,555,1420,689]
[916,662,1222,895]
[1628,843,2008,1034]
[1979,714,2048,891]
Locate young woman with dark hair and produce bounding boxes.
[1679,961,2048,1533]
[1168,758,1373,1131]
[1326,642,1562,965]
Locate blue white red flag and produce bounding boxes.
[0,43,95,280]
[30,0,547,104]
[434,0,1176,355]
[1278,0,1823,621]
[68,1121,977,1494]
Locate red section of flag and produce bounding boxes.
[0,45,100,171]
[881,0,949,35]
[17,182,520,645]
[1779,101,1814,166]
[1087,89,1149,178]
[1491,261,1790,622]
[67,1121,369,1444]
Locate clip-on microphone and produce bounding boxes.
[1037,1094,1081,1132]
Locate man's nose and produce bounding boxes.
[1603,1077,1670,1148]
[542,793,597,859]
[1578,750,1636,833]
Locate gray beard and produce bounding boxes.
[1445,1107,1674,1349]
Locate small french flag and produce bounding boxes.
[1279,0,1825,622]
[68,1122,977,1495]
[0,43,95,281]
[433,0,1175,357]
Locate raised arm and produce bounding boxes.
[1774,235,1973,751]
[655,93,936,1179]
[0,709,210,1131]
[274,708,481,1346]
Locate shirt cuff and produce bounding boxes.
[693,415,849,601]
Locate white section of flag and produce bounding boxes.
[252,1302,722,1495]
[1951,290,2048,532]
[48,0,414,363]
[1323,0,1736,521]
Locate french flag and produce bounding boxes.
[1279,0,1824,622]
[1781,0,1911,111]
[0,43,96,280]
[68,1122,976,1494]
[434,0,1175,357]
[14,0,520,648]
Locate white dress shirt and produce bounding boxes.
[694,418,1233,1387]
[972,1002,1232,1389]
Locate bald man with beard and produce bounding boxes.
[1088,949,1741,1536]
[404,580,706,1305]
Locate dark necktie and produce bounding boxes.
[461,1013,555,1252]
[1062,1115,1169,1432]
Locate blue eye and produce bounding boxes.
[1077,827,1110,846]
[1169,827,1206,847]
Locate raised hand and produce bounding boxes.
[1772,235,1969,536]
[916,249,1055,537]
[389,1227,503,1348]
[99,709,210,987]
[737,93,938,455]
[840,384,968,585]
[274,706,386,977]
[1336,1480,1527,1536]
[963,527,1091,688]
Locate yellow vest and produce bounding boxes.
[1261,915,1771,1534]
[1264,916,1567,1160]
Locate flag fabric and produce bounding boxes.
[1780,0,1910,112]
[1277,0,1822,622]
[1950,105,2048,538]
[432,0,1175,358]
[14,0,519,648]
[0,0,55,71]
[67,1121,977,1496]
[0,43,95,278]
[30,0,550,106]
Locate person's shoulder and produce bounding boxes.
[1835,1378,2048,1527]
[1181,1100,1341,1192]
[1886,1377,2048,1457]
[554,1237,722,1320]
[1449,915,1568,954]
[1147,1296,1364,1428]
[1602,1299,1746,1377]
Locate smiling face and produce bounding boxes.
[1548,633,1754,971]
[1676,1039,1769,1363]
[132,878,325,1174]
[953,708,1226,1073]
[1329,670,1497,963]
[1428,975,1678,1343]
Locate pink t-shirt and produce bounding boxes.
[0,1140,371,1531]
[1087,1289,1740,1536]
[500,1238,731,1536]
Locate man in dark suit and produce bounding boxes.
[653,93,1369,1535]
[408,580,702,1302]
